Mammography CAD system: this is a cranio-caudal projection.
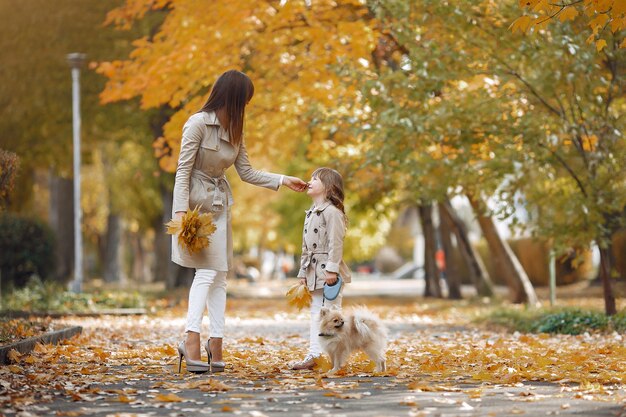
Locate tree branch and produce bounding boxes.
[537,142,588,198]
[507,69,564,119]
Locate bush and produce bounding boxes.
[480,307,626,335]
[532,309,608,335]
[0,213,56,288]
[2,276,146,312]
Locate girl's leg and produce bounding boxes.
[324,290,343,310]
[308,289,324,357]
[206,270,228,362]
[184,269,216,360]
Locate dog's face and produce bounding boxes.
[319,307,345,337]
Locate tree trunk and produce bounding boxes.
[130,232,151,283]
[468,195,538,305]
[598,243,617,316]
[440,200,494,297]
[418,204,442,298]
[49,173,74,282]
[103,213,121,284]
[438,203,462,299]
[154,183,171,285]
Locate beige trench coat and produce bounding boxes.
[297,201,352,291]
[171,111,281,271]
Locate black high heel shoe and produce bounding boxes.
[178,341,210,373]
[205,339,226,373]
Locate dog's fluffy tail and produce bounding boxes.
[352,307,388,342]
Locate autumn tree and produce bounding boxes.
[0,0,160,283]
[341,0,624,312]
[96,0,379,263]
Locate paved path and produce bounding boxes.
[4,279,625,416]
[8,317,625,417]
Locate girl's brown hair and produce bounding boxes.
[312,167,347,224]
[199,70,254,147]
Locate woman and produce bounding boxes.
[173,70,307,373]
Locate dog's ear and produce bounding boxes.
[330,305,340,311]
[320,307,329,317]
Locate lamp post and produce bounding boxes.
[67,52,86,293]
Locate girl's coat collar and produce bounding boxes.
[306,201,332,214]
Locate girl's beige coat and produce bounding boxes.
[297,202,352,290]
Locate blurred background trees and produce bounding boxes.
[0,0,623,313]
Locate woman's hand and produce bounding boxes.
[283,176,308,192]
[325,272,338,285]
[175,211,186,220]
[300,278,307,286]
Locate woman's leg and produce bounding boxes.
[185,269,218,360]
[206,270,228,362]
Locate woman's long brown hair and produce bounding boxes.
[199,70,254,147]
[312,167,348,226]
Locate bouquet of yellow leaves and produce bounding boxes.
[286,282,312,310]
[165,206,217,255]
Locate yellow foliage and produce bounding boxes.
[515,0,626,49]
[165,206,217,255]
[285,283,312,310]
[558,7,579,22]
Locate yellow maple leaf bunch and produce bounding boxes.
[165,206,217,255]
[285,283,312,310]
[511,0,626,51]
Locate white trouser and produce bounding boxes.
[185,269,228,337]
[308,288,343,357]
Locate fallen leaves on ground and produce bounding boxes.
[0,317,54,344]
[1,296,625,414]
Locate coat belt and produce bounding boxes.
[191,169,233,210]
[300,250,329,269]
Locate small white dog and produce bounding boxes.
[318,306,388,373]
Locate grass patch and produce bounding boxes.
[1,277,146,313]
[479,306,626,335]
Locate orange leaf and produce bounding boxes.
[8,349,21,363]
[117,394,134,403]
[8,364,22,374]
[285,283,312,310]
[509,15,533,34]
[154,393,185,402]
[558,7,578,22]
[313,355,332,372]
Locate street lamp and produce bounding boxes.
[67,52,86,293]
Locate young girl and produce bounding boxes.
[291,167,352,370]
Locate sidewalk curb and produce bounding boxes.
[1,308,147,319]
[0,326,82,365]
